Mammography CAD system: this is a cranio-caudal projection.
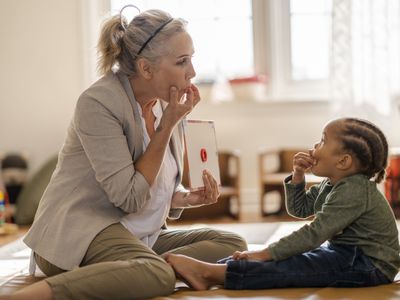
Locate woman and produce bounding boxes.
[8,7,246,300]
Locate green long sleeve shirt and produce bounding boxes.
[268,174,400,281]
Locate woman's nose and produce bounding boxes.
[187,62,196,80]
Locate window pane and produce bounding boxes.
[111,0,253,83]
[217,19,253,78]
[215,0,252,18]
[290,0,332,81]
[290,0,332,14]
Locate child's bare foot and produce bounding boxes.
[165,254,226,290]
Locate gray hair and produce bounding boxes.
[97,9,188,76]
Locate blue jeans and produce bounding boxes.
[221,243,390,290]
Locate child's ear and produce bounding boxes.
[336,154,353,170]
[136,58,153,80]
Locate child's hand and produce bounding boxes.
[292,151,315,183]
[232,248,271,261]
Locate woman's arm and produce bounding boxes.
[135,86,199,186]
[74,84,199,213]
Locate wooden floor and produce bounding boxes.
[1,213,400,299]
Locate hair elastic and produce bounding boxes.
[137,18,173,55]
[119,4,141,31]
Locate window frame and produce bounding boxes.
[81,0,331,102]
[253,0,331,101]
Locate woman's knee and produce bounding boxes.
[205,229,248,252]
[219,230,248,252]
[144,258,176,296]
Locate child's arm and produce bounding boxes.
[284,177,321,218]
[285,151,320,218]
[292,151,315,184]
[268,182,365,262]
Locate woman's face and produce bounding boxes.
[151,31,196,102]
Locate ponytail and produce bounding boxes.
[97,15,127,76]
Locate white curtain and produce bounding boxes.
[331,0,400,116]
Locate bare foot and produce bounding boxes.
[166,254,226,290]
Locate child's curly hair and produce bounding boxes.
[337,118,388,183]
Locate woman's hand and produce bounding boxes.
[160,84,201,130]
[171,170,220,208]
[189,170,220,206]
[232,248,272,261]
[292,150,315,184]
[184,84,201,107]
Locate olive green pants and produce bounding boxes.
[35,223,247,300]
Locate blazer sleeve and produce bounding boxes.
[74,93,150,213]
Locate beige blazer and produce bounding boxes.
[24,72,185,270]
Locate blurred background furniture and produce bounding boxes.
[177,150,241,221]
[1,153,29,208]
[13,155,58,225]
[385,148,400,218]
[259,148,322,216]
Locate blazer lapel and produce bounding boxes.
[117,72,144,162]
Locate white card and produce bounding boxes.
[183,120,221,191]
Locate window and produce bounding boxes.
[105,0,333,101]
[257,0,332,100]
[290,0,332,81]
[112,0,253,83]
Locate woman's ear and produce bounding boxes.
[136,58,153,80]
[336,154,353,170]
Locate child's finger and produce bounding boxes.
[232,251,242,260]
[238,252,249,260]
[296,154,314,165]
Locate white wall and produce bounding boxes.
[1,1,399,213]
[0,0,82,172]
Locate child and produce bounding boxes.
[166,117,400,290]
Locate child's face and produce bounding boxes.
[310,120,344,178]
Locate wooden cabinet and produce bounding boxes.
[177,150,241,220]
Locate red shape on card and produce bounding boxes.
[200,148,207,162]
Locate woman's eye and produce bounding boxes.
[177,58,187,65]
[177,56,193,66]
